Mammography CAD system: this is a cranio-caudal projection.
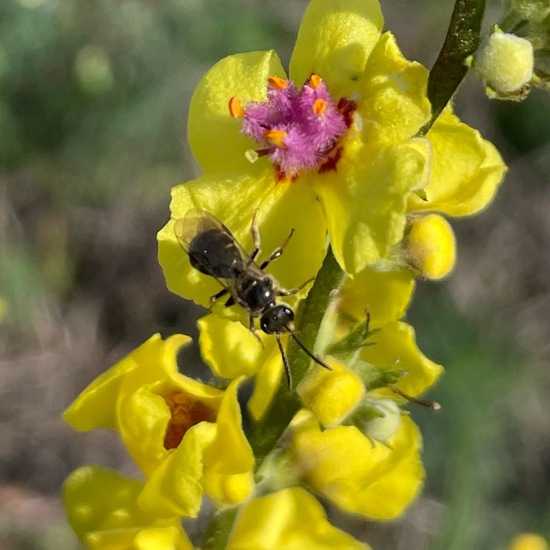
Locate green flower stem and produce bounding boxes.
[203,249,343,549]
[203,506,239,550]
[247,247,344,462]
[420,0,486,135]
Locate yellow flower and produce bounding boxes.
[158,0,434,310]
[228,487,369,549]
[509,534,549,550]
[63,334,254,517]
[339,268,442,397]
[63,465,193,549]
[292,413,423,519]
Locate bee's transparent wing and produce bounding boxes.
[174,207,249,280]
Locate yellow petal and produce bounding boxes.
[138,422,217,518]
[247,345,286,421]
[202,471,255,508]
[86,525,193,550]
[63,334,191,432]
[360,321,443,397]
[314,137,430,273]
[198,313,274,379]
[189,50,286,173]
[339,267,415,325]
[290,0,383,99]
[157,169,326,310]
[134,526,194,550]
[359,32,431,144]
[228,487,369,549]
[63,466,188,546]
[408,109,507,216]
[292,416,424,519]
[118,385,173,474]
[203,378,255,475]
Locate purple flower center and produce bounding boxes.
[230,75,354,178]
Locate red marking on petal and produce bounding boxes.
[318,147,343,174]
[337,98,357,128]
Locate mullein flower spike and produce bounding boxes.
[62,0,514,547]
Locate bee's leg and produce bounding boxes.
[210,288,228,309]
[248,209,262,264]
[249,315,264,346]
[259,228,295,270]
[224,296,235,307]
[278,277,314,297]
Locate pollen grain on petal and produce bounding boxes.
[229,96,245,117]
[264,129,288,148]
[268,76,288,90]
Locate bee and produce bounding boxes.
[174,207,331,386]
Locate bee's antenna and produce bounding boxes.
[275,333,292,388]
[288,331,332,371]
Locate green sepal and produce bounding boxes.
[326,317,378,361]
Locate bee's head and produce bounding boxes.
[260,304,294,334]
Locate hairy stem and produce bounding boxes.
[420,0,486,135]
[203,507,239,550]
[247,247,343,461]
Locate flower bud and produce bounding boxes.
[297,358,365,428]
[508,0,550,23]
[403,214,456,280]
[474,30,534,97]
[350,398,402,443]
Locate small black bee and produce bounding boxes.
[174,207,331,386]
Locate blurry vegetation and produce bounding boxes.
[1,0,550,548]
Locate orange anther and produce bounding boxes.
[313,98,327,115]
[268,76,288,90]
[264,129,287,147]
[228,96,245,117]
[309,74,323,89]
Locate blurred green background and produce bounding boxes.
[1,0,550,548]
